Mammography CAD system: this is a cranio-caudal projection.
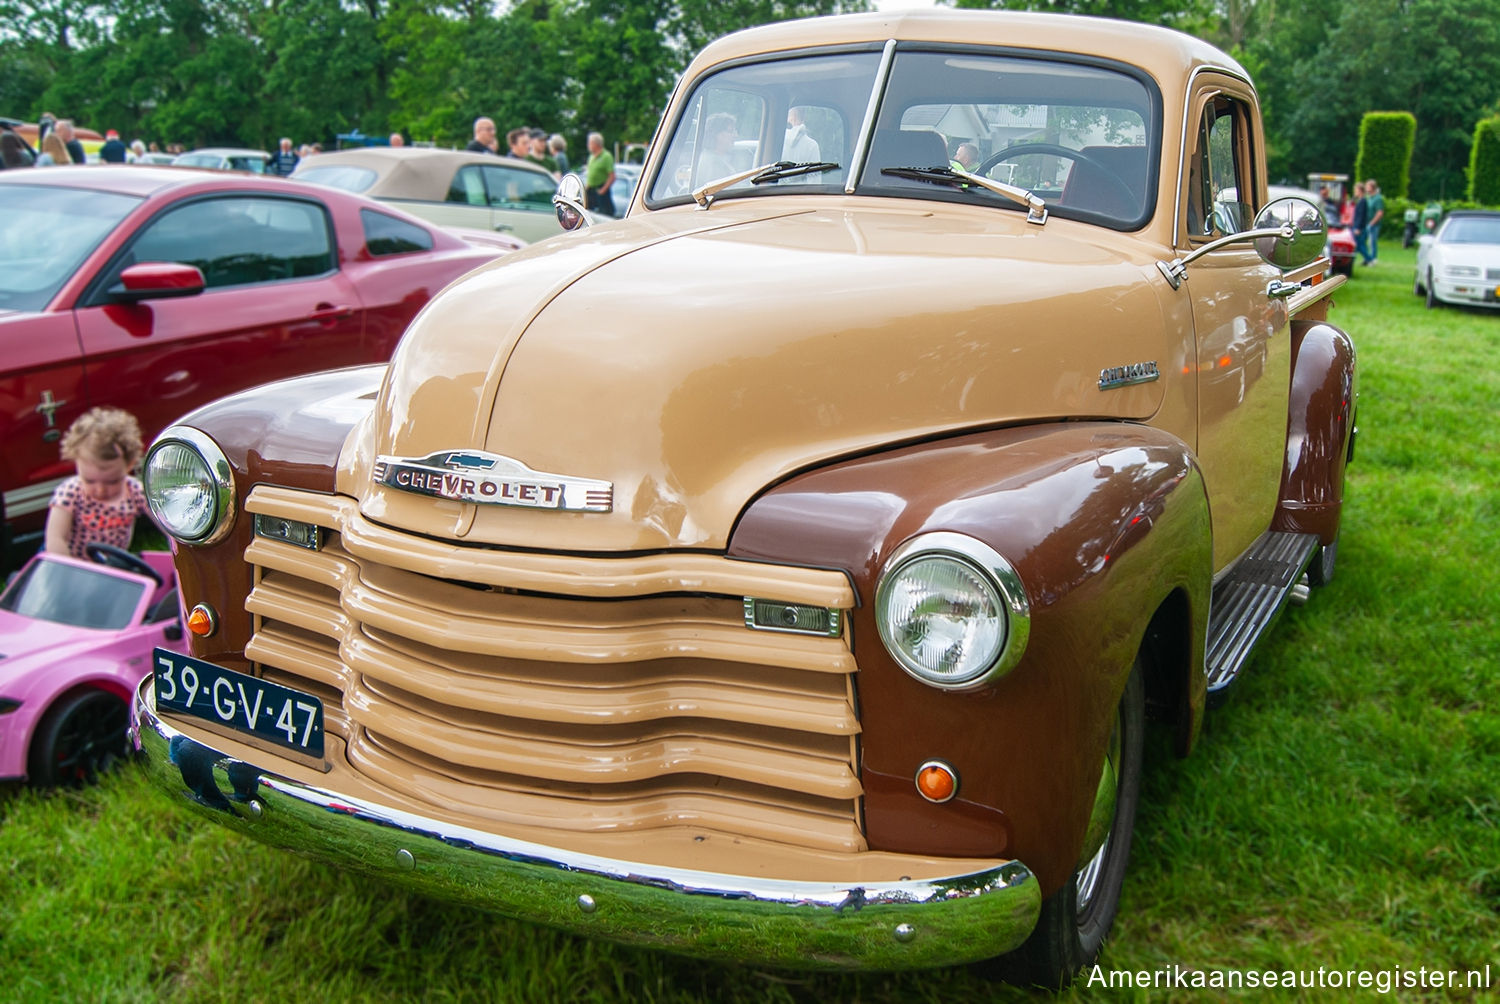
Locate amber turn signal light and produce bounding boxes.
[186,604,219,637]
[915,759,958,803]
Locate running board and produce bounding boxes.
[1205,531,1320,703]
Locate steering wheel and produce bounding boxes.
[85,542,163,587]
[977,143,1138,214]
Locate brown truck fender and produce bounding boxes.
[1273,319,1358,544]
[152,365,385,670]
[728,422,1212,895]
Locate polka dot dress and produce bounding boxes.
[50,475,151,558]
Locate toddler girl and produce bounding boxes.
[45,408,152,559]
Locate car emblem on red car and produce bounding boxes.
[372,449,613,512]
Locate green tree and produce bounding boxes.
[261,0,385,146]
[1469,116,1500,205]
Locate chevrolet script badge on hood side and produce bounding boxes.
[373,450,613,512]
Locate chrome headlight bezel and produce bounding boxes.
[142,426,236,546]
[874,532,1031,691]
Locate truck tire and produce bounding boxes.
[984,660,1144,988]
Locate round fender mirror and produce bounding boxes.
[553,175,588,232]
[1253,196,1326,270]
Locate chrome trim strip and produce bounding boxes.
[3,477,66,518]
[133,680,1040,970]
[846,39,897,195]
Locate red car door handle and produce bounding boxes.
[307,303,354,321]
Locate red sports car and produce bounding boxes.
[1,166,518,563]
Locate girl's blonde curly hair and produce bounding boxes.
[60,407,144,466]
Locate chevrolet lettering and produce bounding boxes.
[372,449,613,512]
[1098,361,1161,390]
[135,10,1358,988]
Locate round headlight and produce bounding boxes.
[142,427,235,545]
[875,532,1030,690]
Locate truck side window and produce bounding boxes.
[1186,94,1252,239]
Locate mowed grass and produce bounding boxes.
[2,244,1496,1003]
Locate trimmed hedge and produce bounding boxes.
[1355,111,1416,199]
[1469,117,1500,205]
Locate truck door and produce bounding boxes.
[1181,80,1290,571]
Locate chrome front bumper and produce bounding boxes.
[133,680,1040,970]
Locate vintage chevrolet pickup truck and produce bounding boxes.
[131,9,1357,986]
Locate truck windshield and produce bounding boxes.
[647,45,1159,230]
[648,50,883,203]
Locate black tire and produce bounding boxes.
[1308,534,1338,587]
[985,661,1144,988]
[27,689,130,787]
[1414,271,1425,296]
[1425,272,1438,309]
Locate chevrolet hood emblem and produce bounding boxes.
[372,449,613,512]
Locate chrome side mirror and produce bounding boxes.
[1158,195,1327,290]
[1253,197,1325,270]
[553,175,588,232]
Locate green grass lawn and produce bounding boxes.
[2,245,1496,1003]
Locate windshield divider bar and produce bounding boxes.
[846,39,897,195]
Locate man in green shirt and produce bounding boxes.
[585,132,617,217]
[1363,178,1385,265]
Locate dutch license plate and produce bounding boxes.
[153,648,324,758]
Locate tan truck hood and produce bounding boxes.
[344,201,1173,552]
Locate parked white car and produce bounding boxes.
[1414,210,1500,309]
[173,148,272,174]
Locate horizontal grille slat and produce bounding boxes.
[351,676,860,800]
[242,486,864,852]
[349,732,864,852]
[346,628,859,734]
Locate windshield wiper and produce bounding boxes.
[692,161,841,209]
[880,166,1048,225]
[751,160,840,184]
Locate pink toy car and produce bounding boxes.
[1,545,185,785]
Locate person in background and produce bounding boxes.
[584,131,616,217]
[389,132,405,148]
[1350,181,1369,266]
[36,131,71,166]
[952,142,979,173]
[45,408,153,559]
[1,132,30,168]
[56,120,86,164]
[1363,178,1385,266]
[268,137,299,176]
[528,129,559,177]
[99,129,128,163]
[466,118,497,154]
[128,139,146,162]
[549,134,570,176]
[505,127,531,159]
[783,106,820,163]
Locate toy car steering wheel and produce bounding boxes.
[85,543,163,587]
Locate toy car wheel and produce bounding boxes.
[27,689,131,787]
[983,660,1144,988]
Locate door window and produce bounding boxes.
[1187,95,1253,239]
[481,165,556,209]
[447,165,488,205]
[118,196,334,289]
